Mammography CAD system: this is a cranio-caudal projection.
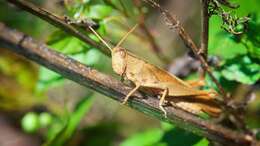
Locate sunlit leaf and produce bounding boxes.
[193,138,209,146]
[85,5,113,19]
[36,67,64,92]
[48,31,89,55]
[85,48,102,66]
[120,129,164,146]
[209,16,247,59]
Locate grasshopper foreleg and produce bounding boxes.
[122,84,141,104]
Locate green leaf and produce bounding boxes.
[208,2,260,60]
[85,48,102,66]
[205,71,237,92]
[86,5,113,19]
[232,0,260,17]
[243,14,260,60]
[38,67,61,82]
[209,33,247,59]
[209,16,247,59]
[220,55,260,84]
[160,122,175,131]
[159,127,202,146]
[120,129,164,146]
[48,31,89,55]
[121,124,203,146]
[44,96,94,146]
[193,138,209,146]
[36,67,64,92]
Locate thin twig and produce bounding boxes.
[134,1,170,63]
[7,0,110,56]
[0,22,257,146]
[200,0,209,60]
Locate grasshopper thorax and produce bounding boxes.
[112,47,127,76]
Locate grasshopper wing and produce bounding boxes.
[144,64,217,99]
[169,99,221,117]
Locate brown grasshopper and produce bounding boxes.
[88,25,221,117]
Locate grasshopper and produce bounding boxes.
[88,25,221,117]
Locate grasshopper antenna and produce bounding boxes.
[115,24,139,49]
[88,26,113,52]
[88,24,138,52]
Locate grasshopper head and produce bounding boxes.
[112,47,127,76]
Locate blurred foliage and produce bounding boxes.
[21,112,41,133]
[79,122,120,146]
[44,96,93,146]
[0,49,38,110]
[121,122,207,146]
[0,0,259,146]
[0,0,53,38]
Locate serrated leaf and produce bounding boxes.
[221,55,260,84]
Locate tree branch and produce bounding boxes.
[0,22,257,146]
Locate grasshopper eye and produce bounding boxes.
[119,50,126,57]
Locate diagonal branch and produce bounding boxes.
[0,22,257,146]
[7,0,110,56]
[141,0,251,131]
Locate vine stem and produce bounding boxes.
[142,0,249,131]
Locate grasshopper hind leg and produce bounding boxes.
[187,78,205,88]
[159,88,169,118]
